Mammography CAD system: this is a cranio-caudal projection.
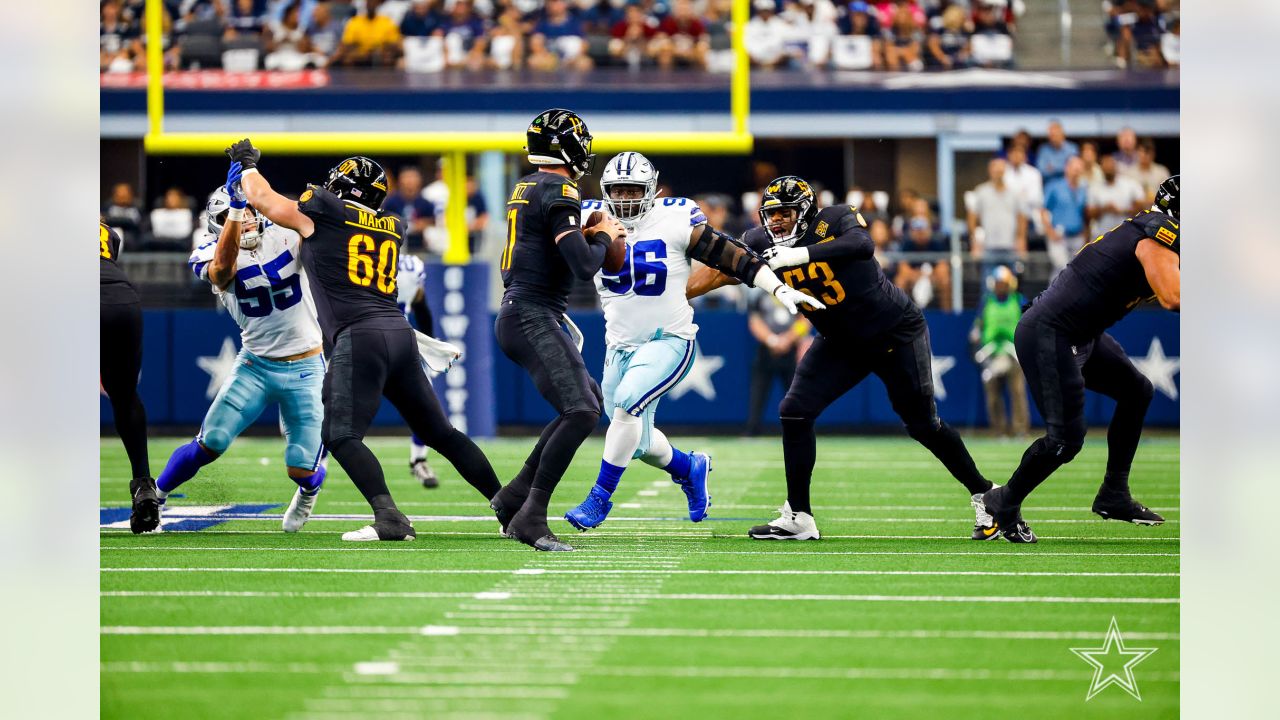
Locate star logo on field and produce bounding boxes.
[1071,617,1158,701]
[931,354,956,401]
[196,337,240,400]
[669,349,724,402]
[1131,337,1180,400]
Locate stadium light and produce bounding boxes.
[141,0,753,262]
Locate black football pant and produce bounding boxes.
[1004,311,1154,506]
[778,330,990,515]
[323,326,500,519]
[494,301,603,516]
[101,300,150,479]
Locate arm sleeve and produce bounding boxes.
[807,213,875,262]
[686,224,767,286]
[549,204,608,280]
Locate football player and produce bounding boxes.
[230,140,503,541]
[154,164,327,532]
[690,176,997,541]
[394,250,440,488]
[564,152,822,532]
[982,176,1180,543]
[100,219,157,533]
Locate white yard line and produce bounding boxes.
[99,546,1180,558]
[101,625,1182,638]
[100,528,1181,541]
[100,566,1178,577]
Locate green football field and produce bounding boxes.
[101,434,1179,719]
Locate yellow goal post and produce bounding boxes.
[141,0,754,263]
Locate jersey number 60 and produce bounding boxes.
[347,234,398,295]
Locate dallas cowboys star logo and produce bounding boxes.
[669,348,725,402]
[1070,617,1158,701]
[931,354,955,401]
[196,337,240,400]
[1131,337,1180,400]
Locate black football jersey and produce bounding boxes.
[499,171,583,314]
[1029,209,1180,340]
[744,205,918,345]
[297,186,409,343]
[100,222,139,305]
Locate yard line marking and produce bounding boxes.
[100,567,1179,578]
[112,512,1179,525]
[100,529,1180,541]
[99,546,1180,558]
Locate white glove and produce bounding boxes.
[772,284,826,315]
[763,245,810,270]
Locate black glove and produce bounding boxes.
[225,138,260,170]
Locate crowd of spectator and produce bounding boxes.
[1104,0,1178,69]
[102,0,1034,74]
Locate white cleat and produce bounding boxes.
[971,486,1000,540]
[340,521,417,542]
[747,501,820,540]
[282,488,319,533]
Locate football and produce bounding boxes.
[587,211,627,273]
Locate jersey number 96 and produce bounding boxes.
[601,239,668,296]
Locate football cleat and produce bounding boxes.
[564,485,614,531]
[411,458,439,489]
[282,488,319,533]
[674,451,712,522]
[748,502,820,541]
[508,503,573,552]
[971,488,1000,540]
[981,486,1037,544]
[341,510,416,542]
[129,476,161,534]
[490,484,528,538]
[1091,487,1165,525]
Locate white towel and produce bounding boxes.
[561,314,584,353]
[415,331,462,373]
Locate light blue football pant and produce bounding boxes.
[602,334,697,459]
[198,349,325,471]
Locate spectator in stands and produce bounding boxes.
[873,0,924,28]
[869,217,895,278]
[225,0,269,41]
[440,0,489,69]
[265,1,327,69]
[610,2,661,67]
[1087,155,1146,237]
[101,0,144,72]
[329,0,359,23]
[968,157,1027,273]
[1128,139,1171,201]
[780,0,840,68]
[529,0,594,71]
[970,0,1014,69]
[466,176,489,253]
[895,215,952,311]
[1112,126,1139,174]
[399,0,443,38]
[306,2,344,57]
[485,3,529,70]
[837,2,884,69]
[889,187,921,242]
[1118,0,1166,68]
[331,0,403,66]
[103,182,146,248]
[1161,14,1179,67]
[1080,140,1105,186]
[970,265,1028,437]
[883,1,925,71]
[925,4,970,69]
[745,0,790,69]
[383,167,437,250]
[746,288,810,436]
[1041,155,1089,276]
[1003,144,1044,237]
[849,185,889,226]
[652,0,710,69]
[695,193,745,237]
[149,187,196,250]
[1009,128,1033,154]
[1034,120,1079,183]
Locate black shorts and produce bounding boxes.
[1015,308,1145,445]
[495,301,602,416]
[322,326,452,445]
[781,326,938,427]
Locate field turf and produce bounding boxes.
[101,434,1178,719]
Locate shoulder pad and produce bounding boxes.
[1138,211,1179,255]
[297,185,345,222]
[543,176,582,210]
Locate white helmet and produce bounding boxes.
[206,186,265,250]
[600,151,658,227]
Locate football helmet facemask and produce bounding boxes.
[759,175,819,247]
[526,108,596,180]
[207,185,265,250]
[600,151,659,227]
[1154,174,1179,220]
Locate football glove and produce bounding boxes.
[225,138,261,170]
[763,245,810,270]
[772,285,825,314]
[225,161,246,209]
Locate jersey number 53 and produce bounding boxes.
[780,261,846,305]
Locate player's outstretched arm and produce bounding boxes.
[206,163,245,290]
[227,138,316,238]
[761,216,874,270]
[686,263,737,299]
[1136,238,1180,311]
[554,207,621,280]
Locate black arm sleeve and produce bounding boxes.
[411,295,434,335]
[807,215,875,263]
[687,224,767,286]
[549,205,608,280]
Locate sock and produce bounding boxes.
[1004,437,1072,505]
[410,434,429,463]
[156,440,216,494]
[663,447,693,481]
[1102,471,1130,495]
[504,416,564,499]
[329,437,391,505]
[1103,389,1150,494]
[595,461,626,495]
[529,410,598,494]
[427,428,502,500]
[291,465,326,495]
[112,392,151,480]
[780,415,816,515]
[643,428,675,469]
[906,420,994,495]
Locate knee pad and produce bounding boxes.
[285,443,320,472]
[1038,435,1084,464]
[562,408,601,436]
[904,418,946,443]
[199,427,233,455]
[1134,375,1155,405]
[778,395,814,422]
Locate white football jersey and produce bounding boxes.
[396,253,427,318]
[584,197,707,348]
[189,224,322,358]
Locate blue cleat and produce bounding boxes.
[675,451,712,522]
[564,485,614,531]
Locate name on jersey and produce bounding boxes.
[352,210,398,236]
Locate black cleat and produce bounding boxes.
[1092,487,1165,525]
[981,486,1037,544]
[507,503,573,552]
[129,476,160,534]
[490,485,528,539]
[411,458,439,489]
[342,509,416,541]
